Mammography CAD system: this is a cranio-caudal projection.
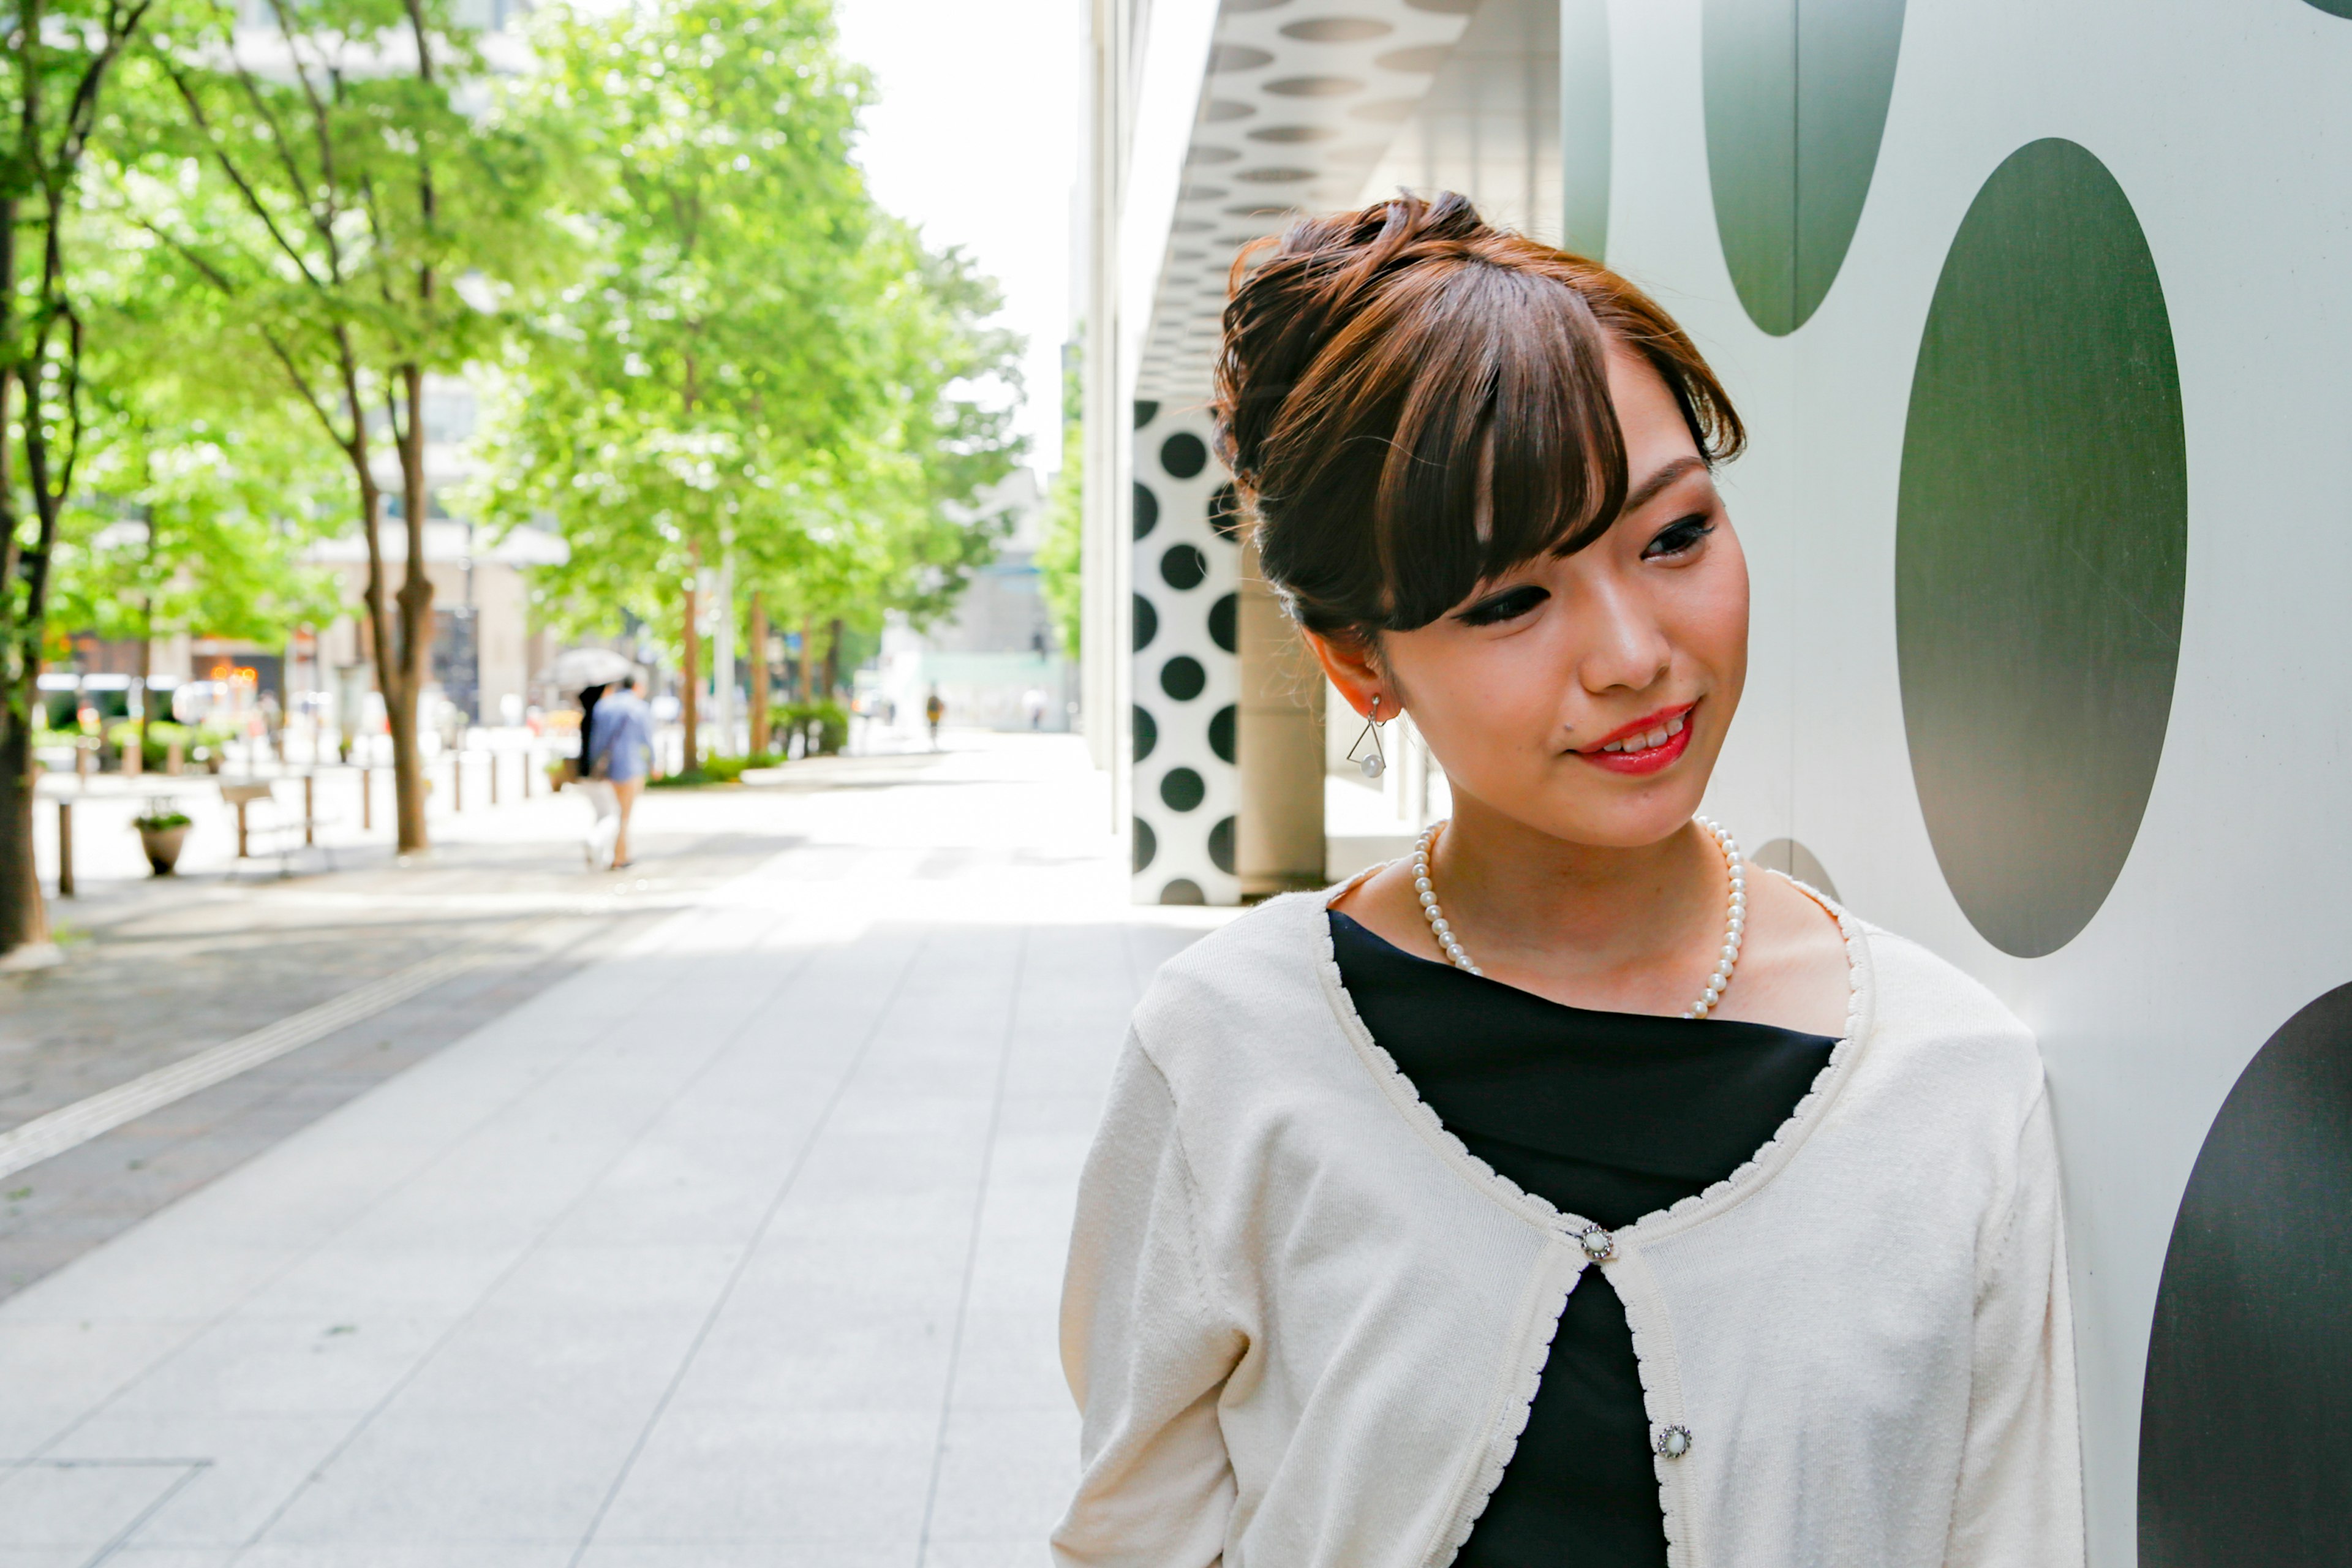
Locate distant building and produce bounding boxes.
[874,467,1074,732]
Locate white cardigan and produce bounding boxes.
[1054,881,2082,1567]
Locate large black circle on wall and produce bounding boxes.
[1134,400,1159,429]
[1159,877,1207,905]
[2141,983,2352,1564]
[1208,815,1237,875]
[1159,431,1208,480]
[1133,594,1158,652]
[1134,481,1159,540]
[1160,655,1207,702]
[1132,818,1157,874]
[2306,0,2352,16]
[1132,706,1157,764]
[1896,138,2186,958]
[1208,593,1238,654]
[1703,0,1905,334]
[1209,703,1237,764]
[1161,544,1209,591]
[1160,766,1206,813]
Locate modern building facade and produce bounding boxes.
[1082,1,2352,1559]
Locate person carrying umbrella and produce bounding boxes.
[550,649,649,871]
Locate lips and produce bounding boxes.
[1575,703,1697,777]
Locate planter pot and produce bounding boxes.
[138,824,190,875]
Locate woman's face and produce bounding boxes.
[1343,348,1749,850]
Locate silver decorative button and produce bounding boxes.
[1654,1425,1692,1460]
[1577,1226,1614,1262]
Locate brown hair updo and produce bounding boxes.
[1211,191,1744,638]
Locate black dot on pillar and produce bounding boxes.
[1134,399,1160,429]
[1133,595,1158,652]
[1161,545,1208,590]
[1208,594,1237,652]
[1160,431,1208,479]
[1159,877,1206,905]
[1133,481,1159,540]
[1209,482,1244,541]
[1160,767,1205,812]
[1208,815,1236,874]
[1208,704,1237,763]
[1160,655,1206,701]
[1131,818,1157,873]
[1133,706,1157,763]
[2141,982,2352,1561]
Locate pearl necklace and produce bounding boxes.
[1410,816,1748,1020]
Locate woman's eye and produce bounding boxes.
[1456,584,1550,627]
[1643,516,1714,560]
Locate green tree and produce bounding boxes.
[1035,339,1083,659]
[47,275,342,722]
[477,0,1022,755]
[1,0,160,954]
[112,0,562,853]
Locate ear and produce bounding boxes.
[1302,629,1392,720]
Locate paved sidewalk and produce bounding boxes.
[0,735,1219,1566]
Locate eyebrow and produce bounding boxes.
[1616,454,1709,520]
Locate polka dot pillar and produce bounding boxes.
[1131,402,1241,905]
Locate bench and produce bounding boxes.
[220,779,338,876]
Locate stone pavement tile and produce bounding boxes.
[390,1308,709,1420]
[0,1321,200,1452]
[945,1307,1066,1413]
[922,1406,1080,1546]
[921,1542,1048,1568]
[0,1458,203,1550]
[667,1302,956,1414]
[0,1551,97,1568]
[468,1244,742,1322]
[105,1551,239,1568]
[102,1313,454,1419]
[256,1409,644,1546]
[46,1412,350,1548]
[235,1547,575,1568]
[249,1243,524,1320]
[577,1547,910,1568]
[590,1406,935,1545]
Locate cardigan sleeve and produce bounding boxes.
[1054,1034,1246,1568]
[1945,1086,2085,1567]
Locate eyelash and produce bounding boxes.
[1644,516,1714,559]
[1457,584,1549,627]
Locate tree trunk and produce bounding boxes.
[0,712,48,952]
[680,565,700,770]
[748,592,769,756]
[384,364,436,852]
[822,617,843,701]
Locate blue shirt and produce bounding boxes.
[587,692,653,781]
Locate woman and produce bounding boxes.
[1054,195,2079,1567]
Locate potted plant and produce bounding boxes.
[132,797,194,875]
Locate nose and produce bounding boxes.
[1573,571,1673,697]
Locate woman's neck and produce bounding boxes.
[1414,793,1727,1006]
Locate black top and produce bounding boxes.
[1328,910,1838,1568]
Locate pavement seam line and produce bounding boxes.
[0,943,504,1185]
[564,922,938,1568]
[916,925,1031,1567]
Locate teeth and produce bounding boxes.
[1597,713,1688,754]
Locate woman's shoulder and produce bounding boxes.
[1128,891,1356,1082]
[1843,915,2047,1120]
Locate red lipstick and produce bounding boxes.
[1574,702,1697,777]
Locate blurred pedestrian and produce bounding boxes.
[924,687,944,750]
[1022,686,1047,730]
[584,671,652,870]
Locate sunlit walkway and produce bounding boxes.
[0,736,1214,1566]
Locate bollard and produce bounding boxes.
[166,739,183,775]
[234,797,251,860]
[56,800,74,897]
[303,774,315,846]
[490,750,500,806]
[360,766,372,832]
[451,755,463,812]
[75,738,90,782]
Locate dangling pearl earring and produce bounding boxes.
[1348,696,1390,779]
